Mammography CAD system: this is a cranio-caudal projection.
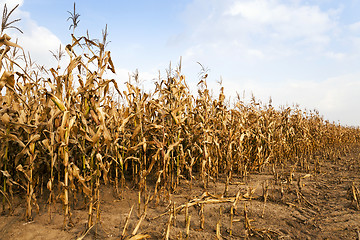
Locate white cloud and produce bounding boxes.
[247,48,265,59]
[177,0,360,126]
[220,74,360,126]
[181,0,339,61]
[0,0,63,68]
[226,0,334,41]
[325,51,346,60]
[348,21,360,33]
[16,22,62,67]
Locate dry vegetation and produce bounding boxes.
[0,3,360,240]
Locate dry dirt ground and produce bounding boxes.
[1,148,360,240]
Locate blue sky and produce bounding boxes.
[2,0,360,126]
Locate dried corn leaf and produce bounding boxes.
[0,34,22,49]
[1,112,10,124]
[46,92,67,112]
[0,71,15,90]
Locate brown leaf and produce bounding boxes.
[0,71,15,90]
[1,112,10,124]
[0,34,22,49]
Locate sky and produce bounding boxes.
[1,0,360,126]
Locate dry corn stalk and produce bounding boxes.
[351,182,360,210]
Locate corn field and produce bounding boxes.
[0,3,360,239]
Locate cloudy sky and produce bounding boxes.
[2,0,360,126]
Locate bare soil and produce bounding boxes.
[1,149,360,240]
